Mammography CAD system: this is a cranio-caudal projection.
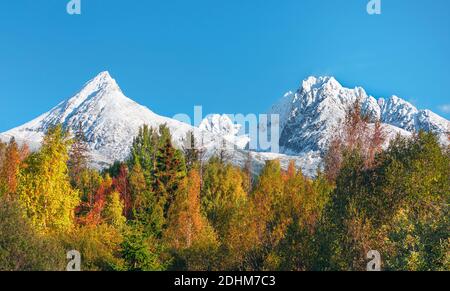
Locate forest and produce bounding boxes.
[0,103,448,271]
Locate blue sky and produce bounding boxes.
[0,0,449,131]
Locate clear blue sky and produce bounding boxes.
[1,0,449,131]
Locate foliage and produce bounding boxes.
[1,121,448,271]
[17,125,80,234]
[0,198,65,271]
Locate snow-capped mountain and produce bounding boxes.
[2,72,245,167]
[1,72,448,177]
[1,72,315,175]
[269,76,449,156]
[199,114,250,149]
[2,72,202,167]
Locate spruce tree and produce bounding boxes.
[68,122,89,187]
[154,124,187,217]
[183,131,200,171]
[128,125,158,188]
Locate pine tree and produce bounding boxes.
[128,125,158,187]
[183,131,200,171]
[129,162,165,238]
[154,124,187,217]
[121,224,167,271]
[68,122,89,187]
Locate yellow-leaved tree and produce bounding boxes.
[17,125,80,234]
[164,169,219,270]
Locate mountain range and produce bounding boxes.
[1,72,448,177]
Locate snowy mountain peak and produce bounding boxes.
[199,114,241,136]
[271,75,449,156]
[80,71,122,97]
[301,76,341,93]
[2,72,257,169]
[88,71,117,87]
[199,114,250,149]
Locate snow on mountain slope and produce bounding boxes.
[270,76,449,156]
[3,72,448,177]
[199,114,250,149]
[5,72,185,164]
[379,96,418,131]
[2,72,308,174]
[3,72,212,168]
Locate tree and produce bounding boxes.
[0,198,65,271]
[200,160,258,270]
[319,131,449,271]
[324,100,385,181]
[218,139,231,164]
[68,122,89,188]
[183,131,200,171]
[277,170,332,271]
[129,162,165,238]
[379,132,449,271]
[62,223,125,271]
[17,125,80,234]
[154,124,187,217]
[244,151,253,192]
[112,164,132,218]
[250,160,288,270]
[128,125,158,187]
[368,120,386,167]
[121,224,167,271]
[0,138,21,198]
[102,191,126,229]
[81,174,113,226]
[164,169,219,270]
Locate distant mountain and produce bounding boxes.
[1,72,448,177]
[199,114,250,149]
[269,76,449,156]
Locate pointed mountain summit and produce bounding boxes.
[2,72,200,167]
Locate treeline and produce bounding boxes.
[0,104,448,271]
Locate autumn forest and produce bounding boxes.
[0,103,449,271]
